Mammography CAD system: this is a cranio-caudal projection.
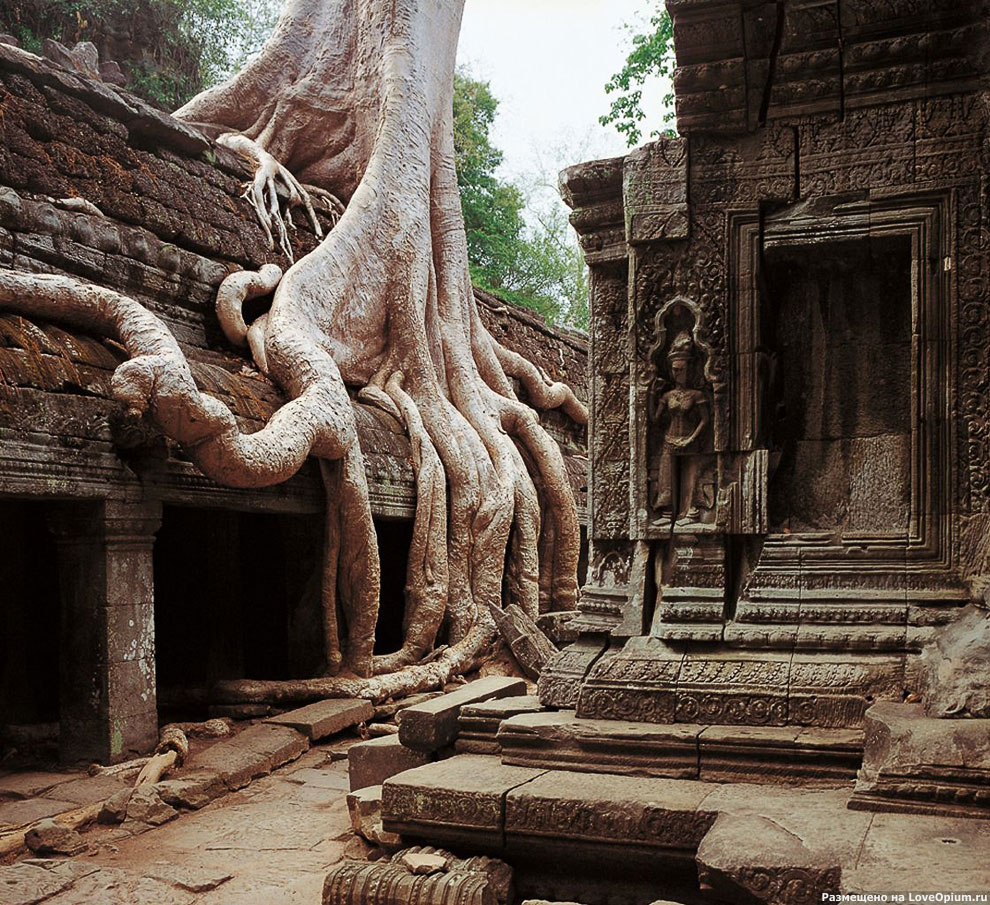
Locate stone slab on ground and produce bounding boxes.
[504,768,716,860]
[43,773,131,806]
[0,797,78,828]
[850,701,990,818]
[286,767,351,791]
[382,754,545,850]
[265,698,374,741]
[0,771,71,800]
[398,677,527,753]
[154,772,226,810]
[186,725,307,791]
[348,735,431,792]
[498,711,702,779]
[456,695,546,755]
[0,860,100,905]
[227,723,310,771]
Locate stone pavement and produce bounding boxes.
[0,745,357,905]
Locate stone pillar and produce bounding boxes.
[50,499,161,764]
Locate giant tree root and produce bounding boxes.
[0,0,587,697]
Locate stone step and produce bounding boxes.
[455,695,547,755]
[380,753,990,901]
[397,676,527,753]
[497,711,862,786]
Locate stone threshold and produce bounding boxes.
[497,710,863,786]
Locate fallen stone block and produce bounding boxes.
[229,723,310,770]
[491,605,558,680]
[348,734,431,792]
[850,701,990,818]
[696,812,841,904]
[98,787,131,824]
[398,677,527,753]
[146,864,233,893]
[346,785,401,848]
[188,739,270,791]
[323,847,512,905]
[266,698,374,741]
[536,611,580,647]
[124,786,178,826]
[382,755,544,851]
[24,817,88,856]
[457,695,546,755]
[154,771,225,810]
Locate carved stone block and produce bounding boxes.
[455,695,546,756]
[538,637,611,709]
[849,702,990,819]
[381,755,545,851]
[622,139,688,244]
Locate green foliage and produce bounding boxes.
[0,0,280,109]
[453,70,588,330]
[600,2,676,147]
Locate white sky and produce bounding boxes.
[456,0,670,189]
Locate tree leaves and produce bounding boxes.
[599,1,676,147]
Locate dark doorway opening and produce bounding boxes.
[154,506,323,715]
[0,501,61,757]
[373,517,413,655]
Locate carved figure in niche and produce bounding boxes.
[648,299,715,526]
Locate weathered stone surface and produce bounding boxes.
[265,698,374,741]
[45,772,130,806]
[0,771,70,800]
[0,797,76,827]
[535,612,580,648]
[498,711,701,779]
[921,605,990,718]
[145,865,233,893]
[382,755,544,850]
[346,784,401,847]
[398,677,527,753]
[154,771,225,810]
[490,605,557,680]
[456,695,546,755]
[124,786,178,826]
[323,854,509,905]
[696,812,840,904]
[98,787,132,824]
[231,723,309,768]
[504,769,716,859]
[399,851,449,875]
[23,817,88,855]
[348,735,432,792]
[850,702,990,818]
[187,738,271,791]
[698,725,862,786]
[0,860,99,905]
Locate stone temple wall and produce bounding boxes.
[550,0,990,729]
[0,42,588,763]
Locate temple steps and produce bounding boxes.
[495,710,863,787]
[380,754,990,903]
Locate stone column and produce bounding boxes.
[50,499,162,764]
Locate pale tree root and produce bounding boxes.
[217,132,323,261]
[134,727,188,786]
[0,269,378,676]
[492,341,589,425]
[211,619,496,706]
[215,262,283,374]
